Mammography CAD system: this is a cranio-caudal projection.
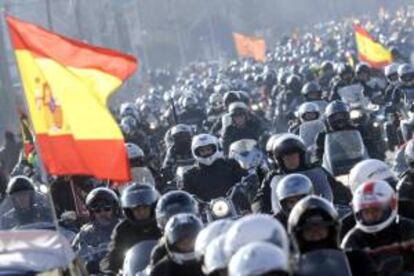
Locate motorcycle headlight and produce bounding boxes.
[211,199,230,218]
[350,110,363,119]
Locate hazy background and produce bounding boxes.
[0,0,411,140]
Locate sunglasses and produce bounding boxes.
[92,206,112,213]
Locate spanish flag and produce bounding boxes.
[354,23,392,68]
[7,16,137,182]
[233,32,266,62]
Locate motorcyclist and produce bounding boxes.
[301,81,327,112]
[273,174,314,228]
[150,213,204,276]
[222,101,264,154]
[182,134,248,202]
[161,124,194,184]
[342,180,414,273]
[0,175,52,229]
[149,191,201,268]
[318,60,335,93]
[100,183,161,275]
[289,195,377,276]
[397,140,414,220]
[288,102,322,136]
[341,159,399,238]
[254,134,349,214]
[391,64,414,109]
[354,63,376,99]
[315,100,366,163]
[72,187,120,274]
[329,63,356,101]
[274,74,303,131]
[177,94,206,130]
[125,143,161,189]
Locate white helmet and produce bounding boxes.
[228,139,264,171]
[203,235,228,275]
[349,159,397,193]
[191,134,223,166]
[384,63,399,83]
[228,242,289,276]
[224,214,289,261]
[352,180,398,234]
[297,102,320,122]
[195,219,233,260]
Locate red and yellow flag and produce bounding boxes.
[7,16,137,182]
[233,32,266,62]
[354,23,392,68]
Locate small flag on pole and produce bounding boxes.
[233,32,266,62]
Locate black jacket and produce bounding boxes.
[222,115,264,154]
[100,218,161,275]
[253,165,351,214]
[342,217,414,273]
[182,158,247,202]
[150,256,203,276]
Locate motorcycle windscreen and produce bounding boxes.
[131,167,156,186]
[403,88,414,103]
[295,249,352,276]
[0,190,55,231]
[400,119,414,142]
[123,240,158,276]
[337,84,366,107]
[323,130,367,176]
[270,168,333,212]
[299,120,325,148]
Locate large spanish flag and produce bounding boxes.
[354,23,392,68]
[7,16,137,181]
[233,32,266,62]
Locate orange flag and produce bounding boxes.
[233,32,266,62]
[354,23,392,68]
[7,16,137,182]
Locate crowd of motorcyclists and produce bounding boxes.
[2,5,414,276]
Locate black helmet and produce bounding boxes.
[325,101,350,131]
[337,63,354,79]
[121,183,160,226]
[155,191,199,230]
[223,91,240,108]
[301,81,322,100]
[170,124,193,149]
[321,61,334,74]
[286,74,302,92]
[355,63,371,76]
[165,213,203,264]
[6,176,35,195]
[86,187,119,209]
[272,134,306,172]
[288,195,340,254]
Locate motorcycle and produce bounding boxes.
[294,249,352,276]
[197,173,259,223]
[0,189,86,275]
